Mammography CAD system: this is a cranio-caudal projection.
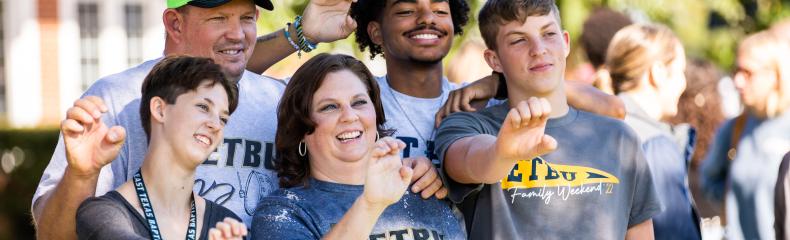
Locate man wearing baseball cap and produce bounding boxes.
[31,0,358,239]
[167,0,273,10]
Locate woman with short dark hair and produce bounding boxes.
[72,56,245,240]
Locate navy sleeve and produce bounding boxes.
[250,198,320,240]
[700,120,735,202]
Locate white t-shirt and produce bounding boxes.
[33,58,286,225]
[376,76,459,167]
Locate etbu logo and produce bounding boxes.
[203,138,276,170]
[502,157,619,189]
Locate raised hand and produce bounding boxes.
[61,96,126,177]
[362,137,413,208]
[208,217,247,240]
[302,0,358,43]
[495,97,557,162]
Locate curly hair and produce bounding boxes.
[350,0,471,59]
[275,53,392,188]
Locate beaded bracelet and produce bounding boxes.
[283,22,302,57]
[294,15,317,53]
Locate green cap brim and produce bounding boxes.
[167,0,191,8]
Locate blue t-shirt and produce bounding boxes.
[620,94,700,240]
[701,109,790,240]
[250,178,465,239]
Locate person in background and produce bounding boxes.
[580,7,633,93]
[446,40,493,84]
[669,59,726,169]
[668,58,726,220]
[775,151,790,240]
[604,23,701,239]
[251,54,464,239]
[700,29,790,240]
[773,19,790,240]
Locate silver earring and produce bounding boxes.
[298,140,307,157]
[376,131,380,141]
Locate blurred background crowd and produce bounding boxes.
[0,0,789,239]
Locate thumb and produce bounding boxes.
[400,165,414,184]
[461,91,477,112]
[537,134,557,156]
[97,126,125,166]
[343,16,357,34]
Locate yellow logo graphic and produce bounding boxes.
[501,157,619,189]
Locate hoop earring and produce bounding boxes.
[298,140,307,157]
[375,131,380,141]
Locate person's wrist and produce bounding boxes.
[300,23,319,44]
[64,165,101,181]
[358,192,390,213]
[287,23,299,44]
[294,15,317,52]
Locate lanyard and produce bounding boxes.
[133,170,197,240]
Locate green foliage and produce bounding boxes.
[0,128,59,239]
[554,0,789,70]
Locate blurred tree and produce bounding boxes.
[557,0,790,71]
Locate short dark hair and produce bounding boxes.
[275,53,391,188]
[140,56,239,143]
[478,0,561,50]
[350,0,471,59]
[580,8,632,68]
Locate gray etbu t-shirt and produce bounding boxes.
[435,102,661,240]
[33,58,286,225]
[376,76,458,167]
[250,178,465,240]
